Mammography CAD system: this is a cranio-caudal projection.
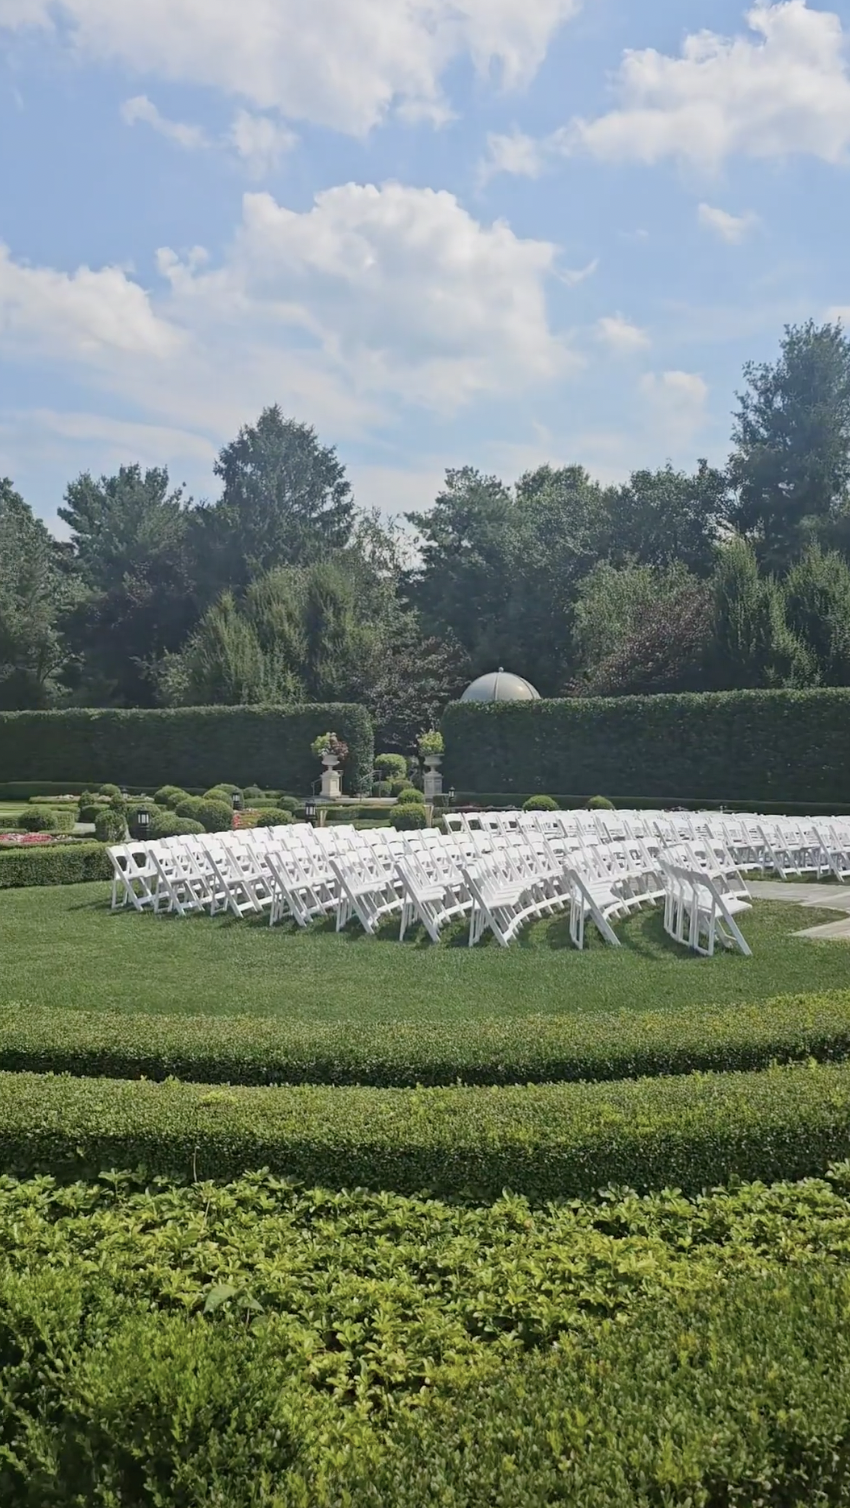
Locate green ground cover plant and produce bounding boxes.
[4,1058,850,1193]
[2,1167,850,1504]
[0,884,846,1020]
[3,989,850,1087]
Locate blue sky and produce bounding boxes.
[2,0,850,531]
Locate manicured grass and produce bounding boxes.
[1,881,848,1021]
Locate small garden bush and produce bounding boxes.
[191,799,234,834]
[153,785,190,810]
[372,780,392,798]
[390,807,428,830]
[203,785,242,803]
[94,808,127,844]
[587,794,615,810]
[239,808,295,829]
[148,813,205,840]
[17,809,76,833]
[78,802,106,824]
[98,783,122,798]
[174,796,205,821]
[522,795,558,812]
[375,753,407,780]
[0,843,112,889]
[395,787,425,805]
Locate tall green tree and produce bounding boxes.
[571,559,700,675]
[58,465,195,706]
[710,536,813,688]
[784,545,850,685]
[193,407,355,598]
[0,479,69,708]
[605,462,727,578]
[728,320,850,570]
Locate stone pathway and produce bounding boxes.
[749,880,850,940]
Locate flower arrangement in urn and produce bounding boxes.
[417,729,444,760]
[310,731,349,764]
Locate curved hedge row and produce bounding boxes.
[5,1059,850,1196]
[4,991,850,1087]
[442,687,850,802]
[0,703,374,795]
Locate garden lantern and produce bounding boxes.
[133,807,151,841]
[231,792,243,813]
[304,796,317,824]
[448,787,456,806]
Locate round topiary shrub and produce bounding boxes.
[78,802,106,824]
[99,784,122,799]
[95,808,128,844]
[193,799,235,834]
[240,808,295,829]
[396,787,426,805]
[203,786,242,805]
[174,797,205,821]
[149,812,205,840]
[375,753,408,781]
[587,795,615,810]
[390,806,428,830]
[372,780,392,798]
[243,784,267,802]
[17,809,76,833]
[523,795,559,812]
[154,785,191,811]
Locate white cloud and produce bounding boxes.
[698,203,760,242]
[228,111,298,178]
[560,258,598,287]
[121,94,208,150]
[0,0,581,136]
[0,242,180,362]
[0,180,568,458]
[569,1,850,168]
[639,370,709,441]
[827,303,850,323]
[478,128,549,184]
[596,313,650,353]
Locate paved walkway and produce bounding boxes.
[749,880,850,940]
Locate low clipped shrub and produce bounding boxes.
[153,785,190,810]
[372,780,392,798]
[174,796,205,821]
[94,808,127,844]
[203,785,242,804]
[375,753,408,780]
[395,787,425,805]
[78,802,106,824]
[10,989,850,1089]
[391,807,428,831]
[148,813,205,840]
[587,794,615,810]
[17,809,76,833]
[98,783,122,798]
[389,777,411,796]
[0,843,112,889]
[27,794,80,806]
[5,1059,850,1194]
[242,784,267,801]
[239,808,295,829]
[522,795,558,812]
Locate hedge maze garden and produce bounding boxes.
[4,694,850,1503]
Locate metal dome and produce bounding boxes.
[460,668,541,704]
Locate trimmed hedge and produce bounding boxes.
[4,1059,850,1194]
[3,991,850,1089]
[17,808,76,833]
[0,704,374,796]
[442,687,850,802]
[0,843,112,890]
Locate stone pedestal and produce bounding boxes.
[423,755,443,803]
[320,754,342,801]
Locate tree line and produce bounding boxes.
[4,318,850,750]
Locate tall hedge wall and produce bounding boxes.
[442,688,850,804]
[0,705,373,795]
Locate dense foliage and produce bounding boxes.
[2,1167,850,1503]
[6,322,850,754]
[443,687,850,800]
[0,843,112,889]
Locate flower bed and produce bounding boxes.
[0,832,78,848]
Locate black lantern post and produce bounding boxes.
[231,792,243,813]
[448,787,456,807]
[304,796,317,825]
[134,806,152,841]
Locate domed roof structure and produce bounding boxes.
[460,668,540,704]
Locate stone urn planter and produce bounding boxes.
[320,751,342,801]
[418,731,444,803]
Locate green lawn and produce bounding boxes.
[3,881,848,1022]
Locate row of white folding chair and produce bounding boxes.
[659,858,752,957]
